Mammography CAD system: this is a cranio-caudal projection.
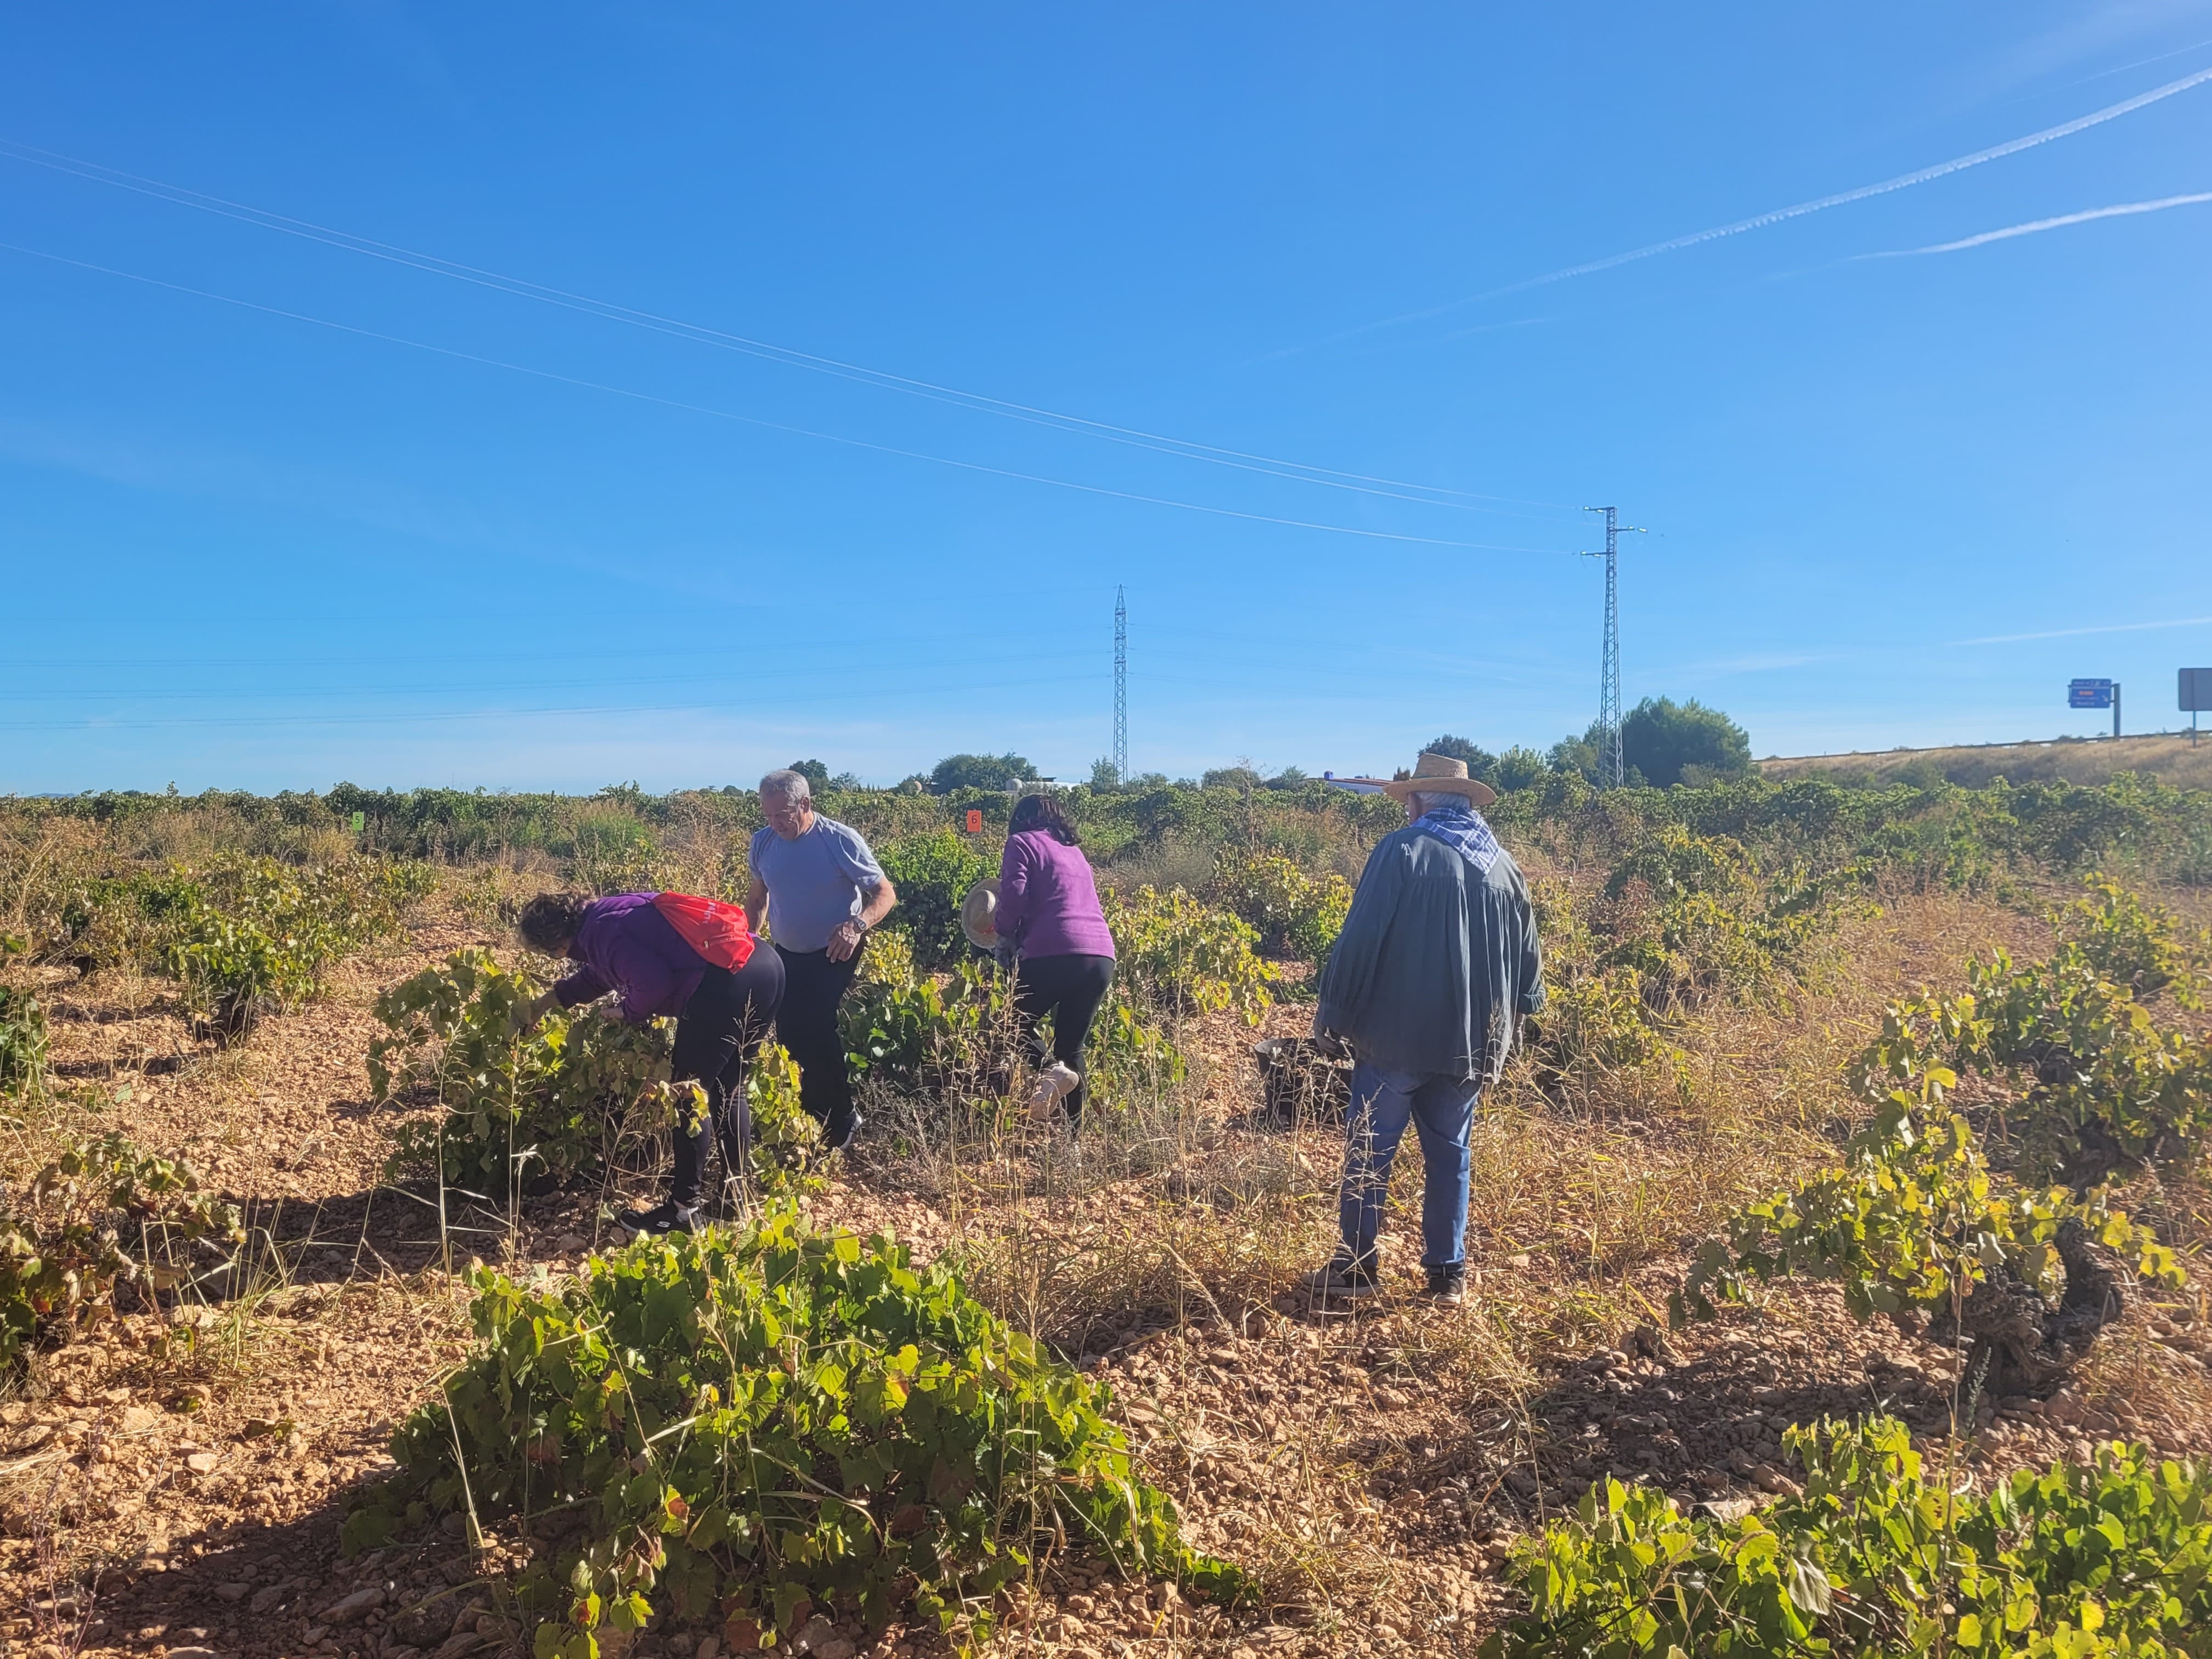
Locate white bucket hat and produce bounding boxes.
[960,878,1002,950]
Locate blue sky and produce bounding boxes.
[4,3,2211,793]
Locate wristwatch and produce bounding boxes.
[849,915,871,934]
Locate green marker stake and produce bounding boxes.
[351,811,365,834]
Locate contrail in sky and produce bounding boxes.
[1885,190,2212,253]
[1323,63,2212,342]
[1957,614,2212,645]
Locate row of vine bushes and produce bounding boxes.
[7,849,432,1042]
[12,770,2207,895]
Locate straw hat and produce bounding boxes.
[1341,751,1498,809]
[960,878,1002,950]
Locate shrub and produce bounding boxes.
[876,831,996,968]
[842,939,1001,1093]
[1100,886,1277,1025]
[1601,827,1869,1011]
[371,949,821,1204]
[1489,1418,2212,1656]
[1080,992,1190,1107]
[740,1044,825,1200]
[1869,881,2212,1183]
[1,1131,244,1367]
[159,854,433,1040]
[1961,955,2212,1181]
[1675,1003,2183,1392]
[1528,968,1685,1093]
[347,1208,1243,1651]
[1522,877,1685,1091]
[370,950,675,1198]
[568,814,685,898]
[1212,852,1353,965]
[0,984,48,1101]
[842,945,1184,1113]
[2050,875,2208,1008]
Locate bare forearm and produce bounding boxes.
[859,878,896,929]
[746,878,769,937]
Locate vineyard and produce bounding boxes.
[2,772,2210,1658]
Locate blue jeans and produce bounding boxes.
[1337,1063,1480,1272]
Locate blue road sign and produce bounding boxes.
[2068,678,2114,709]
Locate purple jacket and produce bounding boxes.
[552,893,709,1023]
[996,831,1116,961]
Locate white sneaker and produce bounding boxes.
[1028,1062,1080,1123]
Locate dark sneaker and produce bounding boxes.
[825,1110,864,1154]
[1301,1260,1380,1299]
[1425,1265,1467,1305]
[619,1200,699,1236]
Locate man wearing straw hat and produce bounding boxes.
[1306,751,1545,1304]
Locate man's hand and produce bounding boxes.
[828,878,895,962]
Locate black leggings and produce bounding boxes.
[668,949,785,1206]
[1013,953,1116,1126]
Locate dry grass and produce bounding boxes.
[1764,730,2212,790]
[3,864,2209,1659]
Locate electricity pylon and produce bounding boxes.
[1113,586,1128,785]
[1581,507,1645,788]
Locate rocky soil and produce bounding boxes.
[5,896,2209,1659]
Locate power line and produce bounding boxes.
[0,139,1583,519]
[0,239,1575,556]
[0,668,1109,733]
[1581,506,1645,788]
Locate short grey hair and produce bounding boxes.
[759,769,812,803]
[1409,791,1454,816]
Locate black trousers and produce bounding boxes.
[773,942,862,1144]
[1013,952,1116,1125]
[668,948,784,1206]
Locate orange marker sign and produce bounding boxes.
[965,809,984,833]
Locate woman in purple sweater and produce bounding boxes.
[514,890,783,1234]
[994,793,1117,1127]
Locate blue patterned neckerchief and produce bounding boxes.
[1413,801,1502,873]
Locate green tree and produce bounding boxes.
[1201,765,1263,791]
[1089,756,1121,791]
[1622,697,1752,787]
[1422,734,1498,782]
[1264,766,1310,789]
[928,752,1035,794]
[786,759,832,793]
[1495,746,1552,790]
[1548,725,1606,783]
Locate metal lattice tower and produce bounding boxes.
[1581,506,1645,788]
[1113,586,1128,785]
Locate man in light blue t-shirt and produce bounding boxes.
[745,769,897,1150]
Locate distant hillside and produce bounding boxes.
[1762,731,2212,790]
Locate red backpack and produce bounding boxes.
[651,892,757,970]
